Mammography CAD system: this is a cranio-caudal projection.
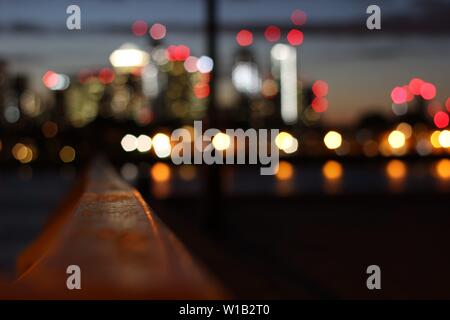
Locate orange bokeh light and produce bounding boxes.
[150,162,171,183]
[386,160,407,180]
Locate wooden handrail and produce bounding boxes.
[2,157,226,299]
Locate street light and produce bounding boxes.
[109,43,150,69]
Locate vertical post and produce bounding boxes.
[204,0,223,234]
[206,0,217,124]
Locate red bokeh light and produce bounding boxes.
[420,82,436,100]
[98,68,115,84]
[312,97,328,113]
[434,111,449,129]
[166,46,177,61]
[291,9,307,26]
[391,86,407,104]
[166,45,190,61]
[287,29,304,46]
[194,83,210,99]
[132,20,148,36]
[312,80,329,97]
[408,78,424,95]
[149,23,166,40]
[264,25,281,42]
[177,45,190,61]
[42,70,59,88]
[236,29,253,46]
[403,85,414,102]
[446,98,450,112]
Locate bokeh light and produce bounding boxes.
[403,85,414,102]
[388,130,406,149]
[12,143,34,164]
[276,161,294,180]
[275,132,295,151]
[110,43,150,68]
[283,137,298,154]
[121,134,138,152]
[391,86,407,104]
[236,29,253,46]
[152,133,171,158]
[386,159,407,180]
[434,111,449,129]
[420,82,437,100]
[271,43,291,60]
[150,162,171,182]
[436,159,450,179]
[42,71,70,90]
[438,130,450,148]
[264,25,281,42]
[59,146,76,163]
[98,68,115,84]
[197,56,214,73]
[430,130,442,148]
[287,29,304,46]
[323,131,342,150]
[312,97,328,113]
[136,134,152,152]
[322,160,343,180]
[312,80,329,97]
[149,23,166,40]
[184,56,198,73]
[396,122,412,139]
[42,71,58,88]
[166,45,190,61]
[194,83,210,99]
[212,133,231,151]
[408,78,424,95]
[291,9,307,26]
[132,20,148,36]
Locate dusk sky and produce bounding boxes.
[1,0,449,125]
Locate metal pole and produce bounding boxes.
[204,0,223,234]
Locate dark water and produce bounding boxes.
[0,169,74,277]
[144,160,450,298]
[153,192,450,299]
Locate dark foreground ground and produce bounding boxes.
[1,161,449,298]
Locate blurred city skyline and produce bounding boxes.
[1,0,450,125]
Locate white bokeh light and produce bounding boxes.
[197,56,214,73]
